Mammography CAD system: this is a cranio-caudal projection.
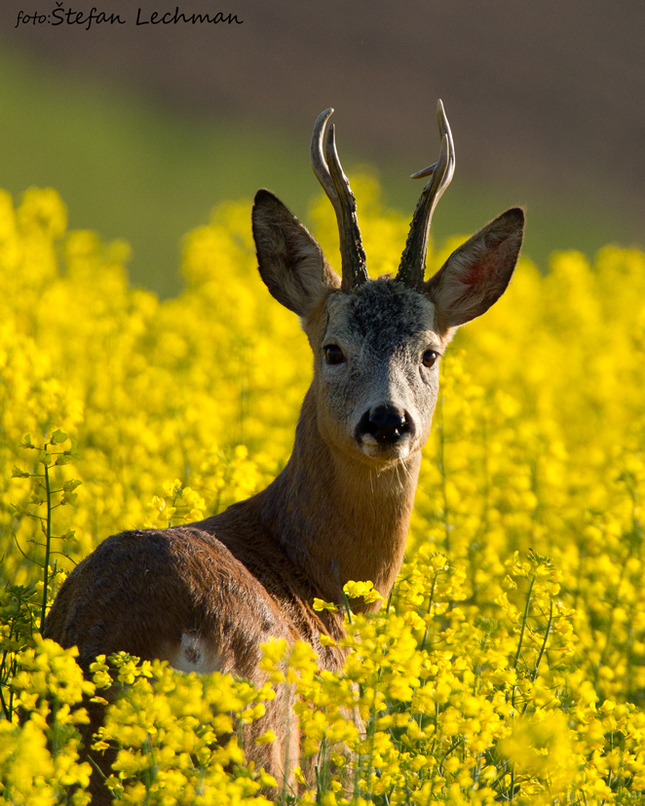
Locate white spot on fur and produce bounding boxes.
[168,632,222,674]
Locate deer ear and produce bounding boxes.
[252,189,341,316]
[424,207,524,334]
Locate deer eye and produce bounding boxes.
[324,344,345,365]
[422,349,439,368]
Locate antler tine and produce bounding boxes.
[311,108,368,291]
[311,108,337,199]
[396,100,455,288]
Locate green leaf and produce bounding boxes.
[63,438,80,459]
[51,430,68,444]
[60,492,78,507]
[11,466,30,479]
[36,450,52,466]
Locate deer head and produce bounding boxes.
[251,101,524,471]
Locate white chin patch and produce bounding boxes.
[169,631,222,674]
[359,439,411,461]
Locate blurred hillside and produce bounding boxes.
[0,0,642,295]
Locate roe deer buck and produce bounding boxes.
[44,100,524,799]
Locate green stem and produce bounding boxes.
[0,653,11,721]
[531,600,553,682]
[419,573,439,654]
[342,589,353,625]
[512,575,534,672]
[511,575,534,714]
[40,449,53,634]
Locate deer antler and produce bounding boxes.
[311,108,369,291]
[396,99,455,288]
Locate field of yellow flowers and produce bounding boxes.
[1,177,644,805]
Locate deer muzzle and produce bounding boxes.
[356,404,413,447]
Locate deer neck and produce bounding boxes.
[260,388,421,609]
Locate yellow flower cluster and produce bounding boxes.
[90,653,276,804]
[1,178,644,804]
[1,636,93,805]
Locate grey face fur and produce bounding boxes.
[316,279,442,464]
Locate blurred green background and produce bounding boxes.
[0,1,642,298]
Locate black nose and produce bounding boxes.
[358,405,411,445]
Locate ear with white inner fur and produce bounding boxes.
[252,189,341,316]
[424,207,525,335]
